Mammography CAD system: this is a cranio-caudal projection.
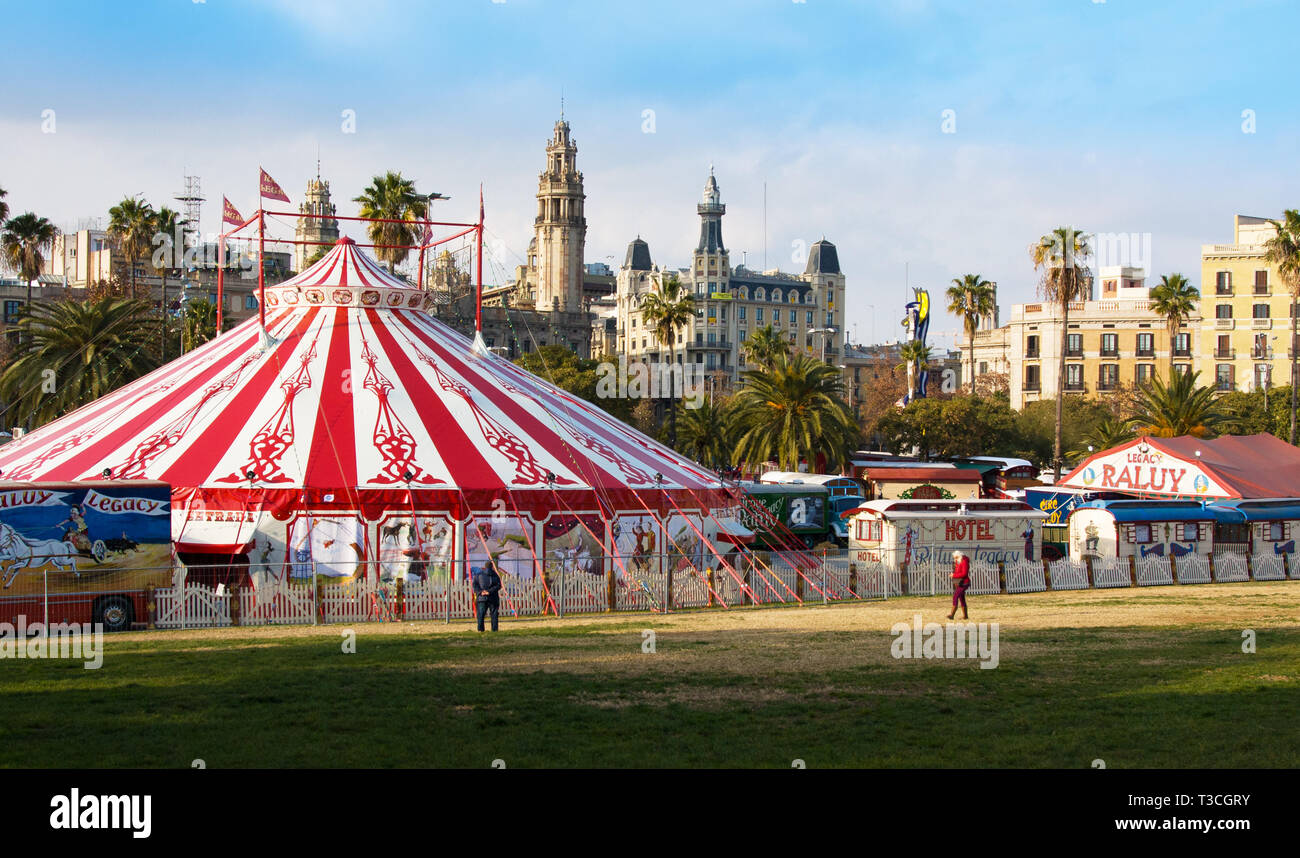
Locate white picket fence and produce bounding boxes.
[139,550,1295,630]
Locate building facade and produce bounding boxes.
[1200,214,1294,393]
[615,170,846,387]
[967,268,1202,410]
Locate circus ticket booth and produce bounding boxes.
[847,499,1046,570]
[1066,500,1215,563]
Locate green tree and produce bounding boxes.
[514,345,633,422]
[742,323,790,370]
[876,396,1019,460]
[897,339,933,398]
[674,397,734,468]
[0,186,9,224]
[946,273,995,395]
[1129,370,1230,438]
[107,196,156,300]
[731,353,858,471]
[353,172,430,272]
[0,298,158,428]
[639,274,696,446]
[2,212,58,306]
[182,298,228,353]
[1068,416,1135,461]
[1032,225,1093,480]
[151,206,182,362]
[1015,397,1114,468]
[1263,209,1300,443]
[1148,273,1199,377]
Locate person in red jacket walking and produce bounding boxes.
[948,550,970,620]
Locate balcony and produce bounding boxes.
[1254,286,1271,296]
[1215,318,1235,330]
[1097,380,1118,391]
[1064,347,1083,358]
[1064,381,1085,392]
[1216,378,1235,392]
[1135,348,1154,358]
[1251,348,1273,360]
[1022,380,1041,392]
[1172,347,1192,357]
[1252,318,1273,329]
[1099,346,1119,357]
[1214,348,1236,359]
[1025,347,1040,359]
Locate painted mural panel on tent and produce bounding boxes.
[375,514,454,583]
[287,514,366,579]
[611,513,660,577]
[663,512,706,573]
[542,513,606,580]
[465,514,537,580]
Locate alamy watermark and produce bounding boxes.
[0,615,103,669]
[595,355,706,409]
[890,613,999,669]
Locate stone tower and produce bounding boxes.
[693,168,729,290]
[532,118,586,312]
[294,171,339,272]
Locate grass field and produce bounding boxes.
[2,581,1298,768]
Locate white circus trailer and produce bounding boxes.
[1066,500,1216,563]
[846,499,1047,569]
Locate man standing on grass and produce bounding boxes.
[473,558,503,632]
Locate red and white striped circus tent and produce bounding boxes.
[0,238,740,582]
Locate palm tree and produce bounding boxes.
[732,353,858,471]
[182,297,225,353]
[353,172,429,272]
[946,274,995,395]
[1148,273,1199,378]
[1129,370,1229,439]
[107,196,156,299]
[0,186,9,225]
[2,213,58,306]
[1032,225,1093,480]
[639,273,696,446]
[897,339,933,399]
[1264,209,1300,444]
[151,207,181,362]
[742,323,791,370]
[1069,416,1135,460]
[675,397,733,467]
[0,298,158,429]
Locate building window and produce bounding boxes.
[1255,364,1271,391]
[755,288,766,301]
[1100,333,1118,356]
[1026,335,1039,358]
[806,310,813,324]
[738,287,748,300]
[1136,332,1154,356]
[1216,363,1234,391]
[789,310,796,324]
[1268,521,1286,541]
[1099,364,1119,390]
[1181,523,1199,542]
[739,329,747,341]
[1216,304,1233,319]
[1255,270,1269,294]
[2,300,21,324]
[739,306,746,321]
[1065,333,1083,357]
[1216,334,1232,359]
[825,312,834,327]
[771,289,782,303]
[1136,364,1154,385]
[1173,332,1190,356]
[1023,365,1040,391]
[1253,333,1270,359]
[1066,364,1083,390]
[979,361,988,375]
[1134,523,1153,544]
[1174,363,1191,376]
[1253,303,1270,319]
[789,291,797,304]
[756,308,764,322]
[1216,271,1232,295]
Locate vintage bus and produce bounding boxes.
[757,472,865,545]
[736,482,834,550]
[846,498,1046,569]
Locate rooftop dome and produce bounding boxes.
[624,236,652,271]
[804,239,840,275]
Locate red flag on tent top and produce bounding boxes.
[222,196,244,226]
[259,168,290,203]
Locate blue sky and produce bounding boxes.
[2,0,1297,348]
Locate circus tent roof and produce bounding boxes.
[0,238,722,522]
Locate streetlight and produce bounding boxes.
[809,326,837,363]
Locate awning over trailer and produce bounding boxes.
[714,517,756,546]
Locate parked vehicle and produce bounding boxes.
[735,482,832,550]
[0,480,172,632]
[846,498,1047,569]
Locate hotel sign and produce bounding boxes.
[1062,445,1231,498]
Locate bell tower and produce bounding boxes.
[533,118,586,312]
[295,165,339,271]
